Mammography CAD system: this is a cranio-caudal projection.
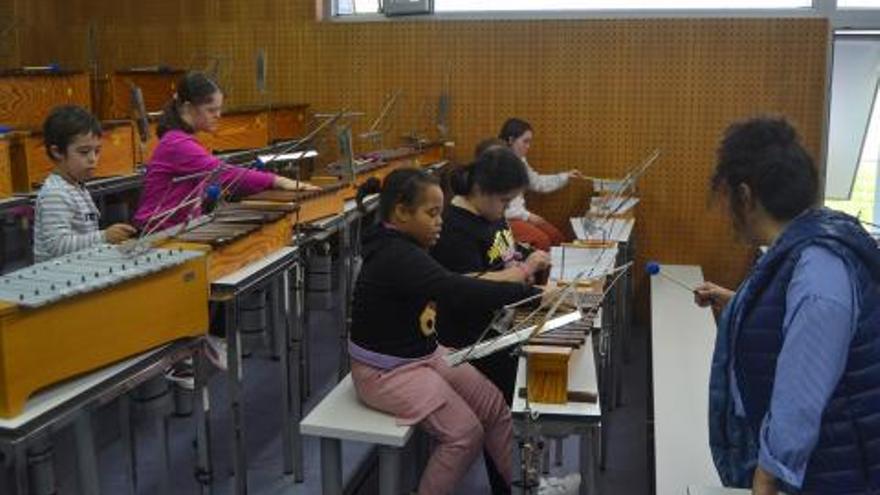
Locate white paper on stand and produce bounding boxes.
[550,245,618,282]
[589,196,639,215]
[570,217,635,242]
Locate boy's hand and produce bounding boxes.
[105,223,137,244]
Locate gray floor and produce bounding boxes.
[1,297,651,494]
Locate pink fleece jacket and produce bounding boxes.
[133,130,276,230]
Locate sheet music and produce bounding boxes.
[589,195,639,215]
[550,245,618,282]
[592,178,625,194]
[444,310,582,366]
[258,150,318,163]
[570,217,635,242]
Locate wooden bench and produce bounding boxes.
[300,374,413,495]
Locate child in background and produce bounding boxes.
[34,105,136,262]
[499,118,584,251]
[350,168,542,495]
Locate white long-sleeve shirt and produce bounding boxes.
[505,157,571,221]
[33,173,106,262]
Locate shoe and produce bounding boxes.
[204,335,228,371]
[537,473,581,495]
[165,360,195,390]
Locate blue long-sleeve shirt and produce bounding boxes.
[730,245,859,488]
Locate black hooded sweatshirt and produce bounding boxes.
[349,224,539,359]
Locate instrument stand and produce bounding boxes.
[512,343,543,495]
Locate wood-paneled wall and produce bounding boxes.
[8,2,830,312]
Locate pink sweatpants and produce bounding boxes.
[350,350,512,495]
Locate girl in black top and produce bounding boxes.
[349,168,540,495]
[431,146,551,401]
[431,146,551,495]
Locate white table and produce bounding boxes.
[211,246,302,493]
[0,339,203,495]
[511,331,601,495]
[650,265,720,494]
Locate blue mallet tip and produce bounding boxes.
[646,261,660,276]
[206,184,221,201]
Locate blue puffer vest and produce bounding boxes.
[709,208,880,494]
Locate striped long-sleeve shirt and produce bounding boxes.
[33,173,105,263]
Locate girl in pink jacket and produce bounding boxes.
[134,71,315,231]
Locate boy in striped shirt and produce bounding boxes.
[33,106,136,262]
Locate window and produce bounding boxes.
[335,0,812,16]
[336,0,380,15]
[839,0,880,8]
[435,1,810,13]
[824,87,880,231]
[826,34,880,233]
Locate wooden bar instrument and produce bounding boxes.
[0,244,209,417]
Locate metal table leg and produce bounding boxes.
[579,428,599,495]
[15,445,28,495]
[542,442,550,474]
[287,265,305,482]
[160,416,172,494]
[299,253,311,401]
[320,437,342,495]
[193,347,213,493]
[118,395,138,495]
[613,280,625,408]
[593,426,601,493]
[26,434,55,495]
[273,274,294,476]
[555,437,564,467]
[73,413,101,495]
[225,297,248,495]
[378,446,402,495]
[337,221,351,379]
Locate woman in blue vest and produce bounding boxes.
[694,117,880,494]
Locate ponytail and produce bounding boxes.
[356,177,382,213]
[357,168,439,221]
[498,117,533,144]
[447,164,473,196]
[157,71,221,138]
[448,147,528,197]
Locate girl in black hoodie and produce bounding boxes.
[349,168,540,495]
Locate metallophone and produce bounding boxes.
[446,240,623,407]
[319,142,448,197]
[442,305,596,406]
[140,177,348,283]
[0,244,209,418]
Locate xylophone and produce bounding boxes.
[321,142,448,196]
[515,309,594,404]
[241,181,348,224]
[156,201,300,282]
[0,244,209,417]
[444,310,583,367]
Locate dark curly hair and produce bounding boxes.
[712,116,818,224]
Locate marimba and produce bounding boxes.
[157,202,300,282]
[0,244,209,417]
[241,181,348,224]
